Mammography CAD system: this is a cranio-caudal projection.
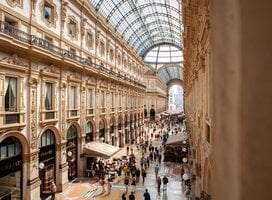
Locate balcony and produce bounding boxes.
[0,21,146,89]
[0,21,30,43]
[101,107,106,113]
[111,107,115,112]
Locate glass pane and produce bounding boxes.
[8,144,14,157]
[1,146,7,159]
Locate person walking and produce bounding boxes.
[107,181,112,194]
[162,175,169,191]
[143,188,151,200]
[129,191,135,200]
[122,192,127,200]
[154,164,159,178]
[142,168,147,184]
[50,182,57,200]
[157,176,161,193]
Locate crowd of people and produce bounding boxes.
[92,116,187,199]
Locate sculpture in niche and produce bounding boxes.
[81,18,87,37]
[61,0,68,28]
[95,30,101,47]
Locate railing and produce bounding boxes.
[0,21,146,89]
[0,21,31,43]
[31,36,62,56]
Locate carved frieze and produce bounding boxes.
[0,54,28,67]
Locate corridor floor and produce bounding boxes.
[56,127,188,200]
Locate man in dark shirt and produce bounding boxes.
[143,188,151,200]
[129,191,135,200]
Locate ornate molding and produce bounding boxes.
[6,0,23,8]
[95,30,101,47]
[61,0,68,28]
[67,15,79,41]
[39,0,58,28]
[30,88,37,149]
[0,54,28,67]
[81,18,87,37]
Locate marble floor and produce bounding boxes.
[56,126,188,200]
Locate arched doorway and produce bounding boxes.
[144,109,147,118]
[150,109,155,121]
[66,125,78,182]
[0,137,22,200]
[85,122,94,143]
[110,118,115,146]
[99,120,105,143]
[39,129,56,200]
[130,114,134,143]
[118,116,122,147]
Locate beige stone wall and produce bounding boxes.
[144,68,168,120]
[184,0,272,199]
[182,0,212,198]
[0,1,147,199]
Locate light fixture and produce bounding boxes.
[182,173,189,181]
[182,148,187,152]
[182,157,188,163]
[183,140,186,144]
[67,151,73,157]
[39,162,45,169]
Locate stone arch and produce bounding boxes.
[37,125,61,148]
[67,122,82,138]
[167,79,183,91]
[86,118,96,132]
[0,131,29,159]
[150,108,155,120]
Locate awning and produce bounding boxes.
[166,133,188,145]
[83,142,120,158]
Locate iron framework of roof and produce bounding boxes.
[88,0,183,85]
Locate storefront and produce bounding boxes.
[118,116,122,147]
[99,120,105,143]
[110,118,115,146]
[39,130,56,200]
[85,122,94,142]
[66,125,78,181]
[0,137,22,200]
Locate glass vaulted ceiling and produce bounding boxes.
[89,0,183,85]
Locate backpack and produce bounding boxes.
[163,177,168,184]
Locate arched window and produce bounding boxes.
[40,129,55,147]
[0,137,21,160]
